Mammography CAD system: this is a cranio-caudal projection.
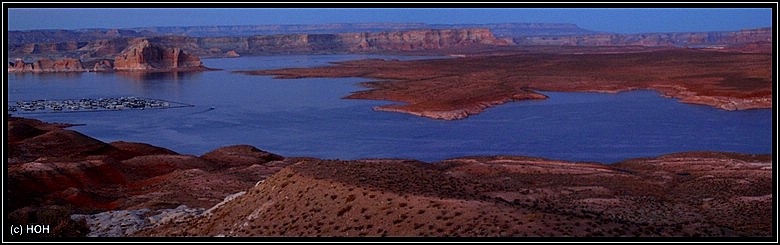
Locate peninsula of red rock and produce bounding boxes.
[7,117,773,237]
[243,46,771,119]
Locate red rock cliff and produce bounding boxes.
[514,27,772,47]
[341,28,510,51]
[113,39,207,71]
[193,28,510,55]
[8,58,86,73]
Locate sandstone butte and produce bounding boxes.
[7,38,213,73]
[239,46,772,120]
[6,116,773,237]
[112,39,209,71]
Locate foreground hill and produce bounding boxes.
[5,117,771,238]
[6,117,294,236]
[138,153,772,237]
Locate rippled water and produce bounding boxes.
[7,55,773,163]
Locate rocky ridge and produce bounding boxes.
[138,154,772,237]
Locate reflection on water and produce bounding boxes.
[114,71,203,81]
[11,71,83,80]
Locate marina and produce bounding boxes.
[8,97,193,114]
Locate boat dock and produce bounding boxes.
[8,96,194,114]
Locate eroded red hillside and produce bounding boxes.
[6,117,294,230]
[139,153,772,237]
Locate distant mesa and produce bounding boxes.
[7,25,772,72]
[181,28,510,56]
[8,28,507,73]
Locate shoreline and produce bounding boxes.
[8,115,772,166]
[239,47,772,120]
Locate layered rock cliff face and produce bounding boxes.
[343,28,509,51]
[14,41,88,56]
[8,39,210,73]
[191,28,510,55]
[8,58,86,72]
[9,28,510,60]
[9,23,597,42]
[113,39,206,71]
[514,27,772,47]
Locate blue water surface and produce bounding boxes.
[7,55,773,163]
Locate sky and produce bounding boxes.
[5,7,774,34]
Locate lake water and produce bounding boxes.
[7,55,773,163]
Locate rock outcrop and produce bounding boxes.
[200,145,283,168]
[89,59,114,72]
[7,58,86,72]
[225,50,240,57]
[8,39,212,73]
[113,39,208,71]
[77,39,133,60]
[71,205,205,237]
